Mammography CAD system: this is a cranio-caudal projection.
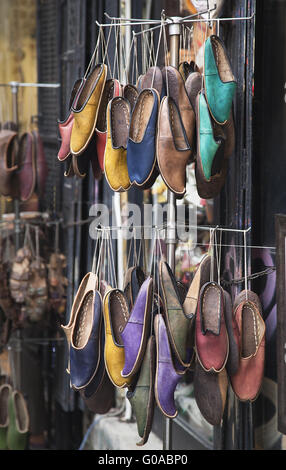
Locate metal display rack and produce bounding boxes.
[95,5,255,450]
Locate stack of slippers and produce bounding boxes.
[9,242,49,325]
[47,252,68,322]
[57,35,237,203]
[23,257,48,323]
[9,247,32,306]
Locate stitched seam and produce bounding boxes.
[111,102,129,147]
[247,305,258,348]
[115,291,129,323]
[202,285,220,330]
[74,292,93,347]
[134,93,149,142]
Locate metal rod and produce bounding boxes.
[91,224,252,233]
[104,11,160,23]
[182,13,255,24]
[95,12,255,28]
[0,81,60,88]
[163,19,182,452]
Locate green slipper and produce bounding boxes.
[0,384,12,450]
[7,390,29,450]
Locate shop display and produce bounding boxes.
[57,32,237,201]
[0,0,266,452]
[62,230,266,445]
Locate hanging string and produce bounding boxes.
[84,25,102,79]
[151,21,164,89]
[162,19,170,97]
[150,30,155,68]
[124,33,135,84]
[100,23,113,73]
[112,22,120,80]
[214,228,222,285]
[91,230,102,275]
[108,230,118,288]
[244,229,248,300]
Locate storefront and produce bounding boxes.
[0,0,284,452]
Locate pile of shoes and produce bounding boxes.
[0,383,29,450]
[58,34,236,200]
[186,254,266,426]
[0,127,48,202]
[63,248,266,443]
[9,226,49,325]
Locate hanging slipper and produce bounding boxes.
[47,252,68,321]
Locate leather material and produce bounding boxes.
[154,313,181,418]
[204,35,237,124]
[194,359,228,426]
[17,132,36,201]
[0,130,19,198]
[121,277,153,378]
[0,384,12,450]
[179,61,192,82]
[32,130,48,198]
[72,133,99,180]
[103,288,132,388]
[61,272,98,352]
[197,91,221,180]
[185,71,202,112]
[57,78,84,161]
[159,260,192,367]
[162,65,195,159]
[7,391,29,451]
[224,290,240,377]
[183,254,212,319]
[123,84,139,113]
[104,97,131,192]
[123,265,146,310]
[70,290,102,390]
[95,78,121,171]
[70,64,107,156]
[195,281,229,373]
[64,154,75,178]
[140,66,166,100]
[195,94,235,199]
[58,112,74,161]
[127,88,159,187]
[195,91,235,199]
[157,96,191,198]
[127,335,156,446]
[81,310,115,414]
[230,290,265,402]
